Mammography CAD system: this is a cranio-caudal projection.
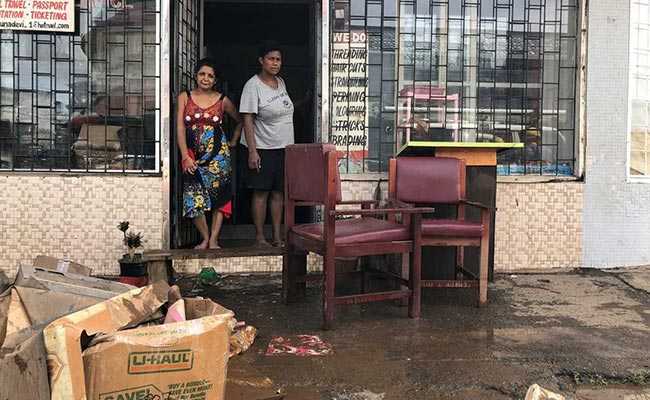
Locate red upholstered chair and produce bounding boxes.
[284,144,429,329]
[388,157,491,306]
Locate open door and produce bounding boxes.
[203,0,317,245]
[171,0,317,248]
[170,0,202,248]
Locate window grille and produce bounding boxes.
[0,0,161,173]
[331,0,578,175]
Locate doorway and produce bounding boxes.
[171,0,317,248]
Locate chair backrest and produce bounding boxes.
[392,157,465,204]
[285,144,342,204]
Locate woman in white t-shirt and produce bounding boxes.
[239,42,294,247]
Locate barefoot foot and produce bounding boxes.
[194,240,209,250]
[255,239,272,247]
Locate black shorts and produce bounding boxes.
[244,148,285,192]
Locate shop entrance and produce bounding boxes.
[170,0,318,248]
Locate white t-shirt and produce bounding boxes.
[239,75,294,149]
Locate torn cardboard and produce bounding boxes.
[15,264,133,299]
[0,328,51,400]
[33,255,92,276]
[1,282,116,400]
[0,270,10,293]
[44,282,236,400]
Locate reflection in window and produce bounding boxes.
[0,0,161,172]
[332,0,578,175]
[630,0,650,177]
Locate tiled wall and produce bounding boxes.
[494,181,583,272]
[0,175,164,277]
[0,175,582,277]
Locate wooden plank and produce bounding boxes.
[144,246,283,260]
[435,148,497,166]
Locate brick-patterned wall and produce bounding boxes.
[0,175,583,277]
[583,0,650,268]
[494,181,583,272]
[0,175,164,277]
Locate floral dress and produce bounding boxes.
[182,92,232,218]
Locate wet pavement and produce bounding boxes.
[179,267,650,399]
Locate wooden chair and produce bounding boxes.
[388,156,491,306]
[283,144,430,329]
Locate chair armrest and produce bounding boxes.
[460,199,492,210]
[295,201,321,206]
[337,200,379,205]
[330,207,435,217]
[385,198,414,208]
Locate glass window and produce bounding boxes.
[630,0,650,177]
[0,0,161,172]
[330,0,579,175]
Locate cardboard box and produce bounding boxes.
[15,264,134,300]
[44,283,235,400]
[0,284,112,400]
[0,328,51,400]
[0,270,10,293]
[33,255,93,276]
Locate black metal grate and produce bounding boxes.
[331,0,578,175]
[170,0,201,248]
[0,0,161,173]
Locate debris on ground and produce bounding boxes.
[265,335,333,356]
[15,263,134,299]
[525,384,566,400]
[44,281,257,400]
[226,363,285,400]
[33,255,92,276]
[335,390,386,400]
[0,256,131,400]
[230,324,258,357]
[198,266,222,286]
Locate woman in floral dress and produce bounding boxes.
[176,58,242,249]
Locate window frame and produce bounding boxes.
[627,0,650,183]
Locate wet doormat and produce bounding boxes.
[265,335,333,356]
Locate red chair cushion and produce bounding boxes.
[395,157,464,204]
[422,219,483,238]
[291,217,410,245]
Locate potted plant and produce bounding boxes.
[117,221,147,278]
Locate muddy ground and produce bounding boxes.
[179,267,650,399]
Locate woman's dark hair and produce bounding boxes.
[194,58,219,80]
[257,41,283,60]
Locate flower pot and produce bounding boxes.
[118,255,147,277]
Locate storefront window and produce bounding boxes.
[0,0,161,172]
[331,0,578,175]
[630,0,650,177]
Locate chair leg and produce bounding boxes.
[323,251,336,330]
[456,245,464,280]
[408,248,422,319]
[399,253,409,307]
[283,243,307,304]
[478,233,489,307]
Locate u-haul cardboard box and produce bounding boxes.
[44,282,234,400]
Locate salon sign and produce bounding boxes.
[331,30,369,172]
[0,0,74,32]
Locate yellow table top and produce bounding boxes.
[397,141,524,156]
